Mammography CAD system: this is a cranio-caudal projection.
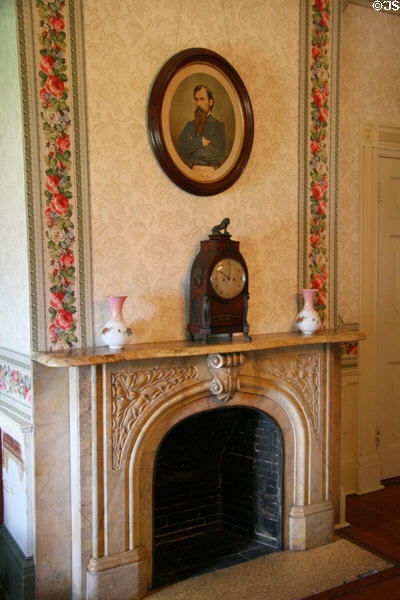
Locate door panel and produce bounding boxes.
[377,156,400,479]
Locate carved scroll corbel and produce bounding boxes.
[207,352,245,403]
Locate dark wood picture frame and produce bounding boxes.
[147,48,254,196]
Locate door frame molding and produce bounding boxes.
[359,121,400,493]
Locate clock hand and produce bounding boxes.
[218,267,230,280]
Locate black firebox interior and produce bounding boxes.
[152,407,283,589]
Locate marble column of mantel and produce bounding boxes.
[32,328,365,367]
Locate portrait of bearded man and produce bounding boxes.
[177,84,227,176]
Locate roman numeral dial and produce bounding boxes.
[210,259,246,299]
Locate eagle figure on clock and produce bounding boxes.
[188,218,250,343]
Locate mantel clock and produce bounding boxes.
[188,218,250,343]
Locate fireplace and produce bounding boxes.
[153,407,283,588]
[32,330,364,600]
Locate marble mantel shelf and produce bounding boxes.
[32,328,365,367]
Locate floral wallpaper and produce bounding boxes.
[9,0,349,354]
[83,0,301,344]
[309,0,331,324]
[37,0,78,347]
[339,3,400,324]
[0,362,32,406]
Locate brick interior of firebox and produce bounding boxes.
[153,407,283,588]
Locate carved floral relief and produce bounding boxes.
[111,366,198,469]
[258,353,321,432]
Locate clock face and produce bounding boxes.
[210,258,246,299]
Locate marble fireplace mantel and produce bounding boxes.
[33,329,364,367]
[32,329,364,600]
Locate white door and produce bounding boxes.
[377,155,400,479]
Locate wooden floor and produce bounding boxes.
[300,480,400,599]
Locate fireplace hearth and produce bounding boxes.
[153,407,283,587]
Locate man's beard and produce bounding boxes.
[194,107,207,136]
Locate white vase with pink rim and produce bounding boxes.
[296,289,321,335]
[101,295,132,349]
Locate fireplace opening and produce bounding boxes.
[152,406,283,588]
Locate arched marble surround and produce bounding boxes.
[79,345,337,598]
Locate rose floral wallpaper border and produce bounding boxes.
[16,0,342,352]
[299,0,341,329]
[0,349,32,421]
[16,0,93,352]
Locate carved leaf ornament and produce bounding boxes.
[111,366,198,469]
[260,353,321,432]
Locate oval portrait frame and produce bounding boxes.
[147,48,254,196]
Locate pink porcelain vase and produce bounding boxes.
[101,295,132,349]
[296,289,321,335]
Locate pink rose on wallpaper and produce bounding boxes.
[312,182,324,201]
[50,193,69,216]
[312,274,324,290]
[323,82,329,96]
[349,344,358,355]
[46,174,60,194]
[40,55,55,75]
[49,323,57,340]
[317,290,327,306]
[40,88,49,106]
[322,174,328,189]
[313,89,326,108]
[315,0,328,10]
[312,45,321,59]
[25,388,32,403]
[50,291,65,310]
[55,309,73,331]
[318,108,328,123]
[45,207,53,225]
[61,253,74,268]
[45,74,64,98]
[322,267,328,280]
[50,16,65,31]
[310,233,319,246]
[318,199,327,214]
[311,140,320,154]
[56,135,70,151]
[320,12,330,28]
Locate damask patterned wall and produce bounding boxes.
[339,3,400,324]
[83,0,301,345]
[0,0,30,356]
[13,0,342,353]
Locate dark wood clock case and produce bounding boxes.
[188,222,250,343]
